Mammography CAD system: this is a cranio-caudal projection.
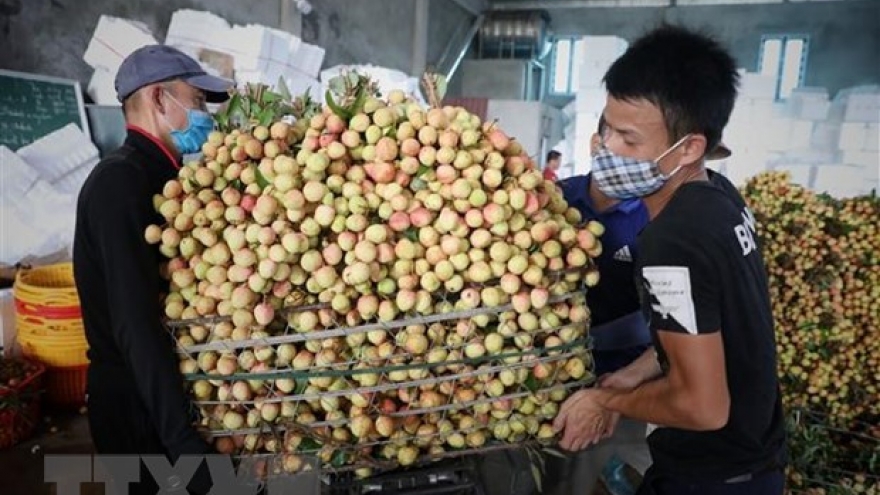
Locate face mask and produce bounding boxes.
[591,134,691,200]
[162,91,214,155]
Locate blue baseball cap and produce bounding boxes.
[115,45,234,103]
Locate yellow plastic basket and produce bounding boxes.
[13,262,89,367]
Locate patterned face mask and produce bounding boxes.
[592,134,691,200]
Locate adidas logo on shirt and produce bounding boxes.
[613,245,633,262]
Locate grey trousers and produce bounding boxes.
[544,418,652,495]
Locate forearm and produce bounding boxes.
[609,347,661,387]
[595,376,721,431]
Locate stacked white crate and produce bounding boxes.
[570,36,628,177]
[82,15,160,104]
[761,87,837,189]
[165,10,326,91]
[723,70,781,186]
[816,86,880,196]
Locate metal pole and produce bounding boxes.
[412,0,430,76]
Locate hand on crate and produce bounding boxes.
[552,388,615,451]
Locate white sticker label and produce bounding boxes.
[642,266,698,335]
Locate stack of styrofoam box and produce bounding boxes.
[570,36,628,177]
[228,23,325,91]
[1,125,98,266]
[165,10,326,95]
[165,9,236,77]
[16,124,100,195]
[722,70,781,186]
[829,86,880,194]
[83,15,160,104]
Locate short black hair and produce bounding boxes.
[603,24,739,151]
[546,150,561,161]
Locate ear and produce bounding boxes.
[679,134,707,166]
[149,84,167,114]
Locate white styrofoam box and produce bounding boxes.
[788,120,815,150]
[839,122,871,151]
[0,289,20,358]
[16,124,100,184]
[166,10,234,55]
[580,36,628,61]
[810,121,841,151]
[83,15,158,73]
[291,42,326,79]
[321,65,416,102]
[575,88,606,114]
[785,86,830,120]
[776,148,839,165]
[87,67,119,106]
[758,117,791,151]
[866,124,880,152]
[768,162,815,189]
[51,157,100,195]
[283,72,322,101]
[841,150,879,168]
[724,151,774,186]
[813,164,873,197]
[843,92,880,123]
[739,71,777,99]
[0,146,40,203]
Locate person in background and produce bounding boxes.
[553,25,786,495]
[544,150,562,181]
[73,45,233,495]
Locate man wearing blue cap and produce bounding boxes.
[73,45,233,495]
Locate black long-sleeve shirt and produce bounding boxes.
[73,126,210,460]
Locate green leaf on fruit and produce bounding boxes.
[298,438,321,453]
[258,107,275,127]
[254,166,271,189]
[325,90,351,120]
[417,165,431,177]
[434,74,448,102]
[294,379,308,395]
[404,228,419,242]
[277,77,292,102]
[330,450,347,467]
[524,373,540,392]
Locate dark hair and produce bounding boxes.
[546,150,561,161]
[603,24,739,151]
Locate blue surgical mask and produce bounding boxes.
[591,134,690,200]
[162,91,214,155]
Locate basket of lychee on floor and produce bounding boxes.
[0,357,45,449]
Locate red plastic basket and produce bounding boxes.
[0,359,46,449]
[43,365,87,408]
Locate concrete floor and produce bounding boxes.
[0,408,99,495]
[0,410,625,495]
